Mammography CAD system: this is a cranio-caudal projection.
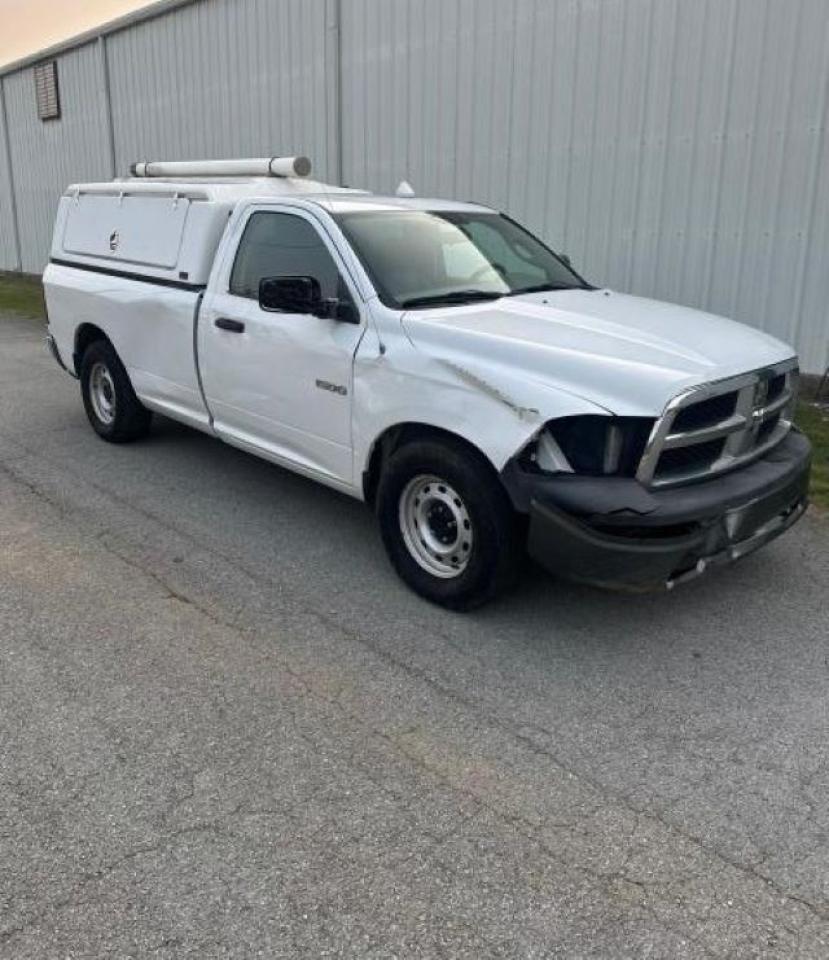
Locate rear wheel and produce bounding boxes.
[80,339,152,442]
[376,437,522,609]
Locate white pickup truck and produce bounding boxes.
[44,156,811,609]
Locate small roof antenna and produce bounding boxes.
[395,179,416,198]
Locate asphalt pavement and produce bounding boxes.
[1,312,828,958]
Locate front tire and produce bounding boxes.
[80,339,152,442]
[376,437,522,610]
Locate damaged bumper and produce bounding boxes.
[512,430,811,590]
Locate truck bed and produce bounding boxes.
[44,261,210,432]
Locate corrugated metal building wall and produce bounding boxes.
[106,0,337,180]
[1,0,827,372]
[2,42,114,274]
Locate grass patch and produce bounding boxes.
[0,272,45,319]
[797,401,829,512]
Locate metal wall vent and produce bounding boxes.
[34,61,60,121]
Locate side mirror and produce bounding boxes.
[259,275,322,314]
[559,253,572,268]
[258,276,359,323]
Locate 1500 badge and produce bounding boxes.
[315,379,347,396]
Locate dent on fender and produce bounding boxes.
[438,359,542,423]
[352,339,555,485]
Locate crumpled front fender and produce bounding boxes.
[352,315,609,483]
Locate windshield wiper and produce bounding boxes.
[400,289,505,308]
[507,283,582,296]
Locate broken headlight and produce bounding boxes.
[524,415,655,477]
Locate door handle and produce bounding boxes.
[215,317,245,333]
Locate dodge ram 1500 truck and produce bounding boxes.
[43,156,811,609]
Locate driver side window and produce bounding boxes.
[229,212,347,302]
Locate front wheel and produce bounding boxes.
[376,438,522,610]
[80,339,152,442]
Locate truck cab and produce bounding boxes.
[43,157,811,608]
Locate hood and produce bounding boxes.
[401,289,795,416]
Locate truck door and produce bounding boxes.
[198,206,365,487]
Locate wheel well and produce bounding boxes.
[362,423,497,507]
[73,323,110,376]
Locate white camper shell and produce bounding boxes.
[52,157,363,287]
[43,157,811,609]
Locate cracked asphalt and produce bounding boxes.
[1,311,828,958]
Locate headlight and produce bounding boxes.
[525,415,655,477]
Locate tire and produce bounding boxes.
[376,437,523,610]
[79,339,152,442]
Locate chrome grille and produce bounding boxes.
[671,391,738,432]
[636,359,799,487]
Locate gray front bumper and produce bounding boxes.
[522,430,811,591]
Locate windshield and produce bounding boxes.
[334,210,590,309]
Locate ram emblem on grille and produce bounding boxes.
[753,378,769,410]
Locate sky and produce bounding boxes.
[0,0,154,67]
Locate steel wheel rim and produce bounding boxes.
[398,474,473,579]
[89,361,116,425]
